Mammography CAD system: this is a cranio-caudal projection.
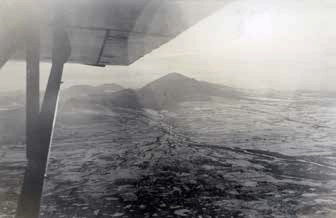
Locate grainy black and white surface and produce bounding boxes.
[1,74,336,217]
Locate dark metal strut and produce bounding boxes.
[15,19,71,218]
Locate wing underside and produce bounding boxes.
[9,0,230,66]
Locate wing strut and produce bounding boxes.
[15,15,71,218]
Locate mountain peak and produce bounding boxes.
[138,73,242,110]
[157,72,190,81]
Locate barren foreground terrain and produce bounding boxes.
[1,93,336,217]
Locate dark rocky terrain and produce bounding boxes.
[1,73,336,217]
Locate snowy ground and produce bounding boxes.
[2,94,336,217]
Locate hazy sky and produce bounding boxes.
[1,0,336,92]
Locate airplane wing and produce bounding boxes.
[8,0,231,66]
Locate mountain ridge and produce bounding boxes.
[136,72,243,110]
[63,73,244,111]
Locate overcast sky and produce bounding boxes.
[1,0,336,92]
